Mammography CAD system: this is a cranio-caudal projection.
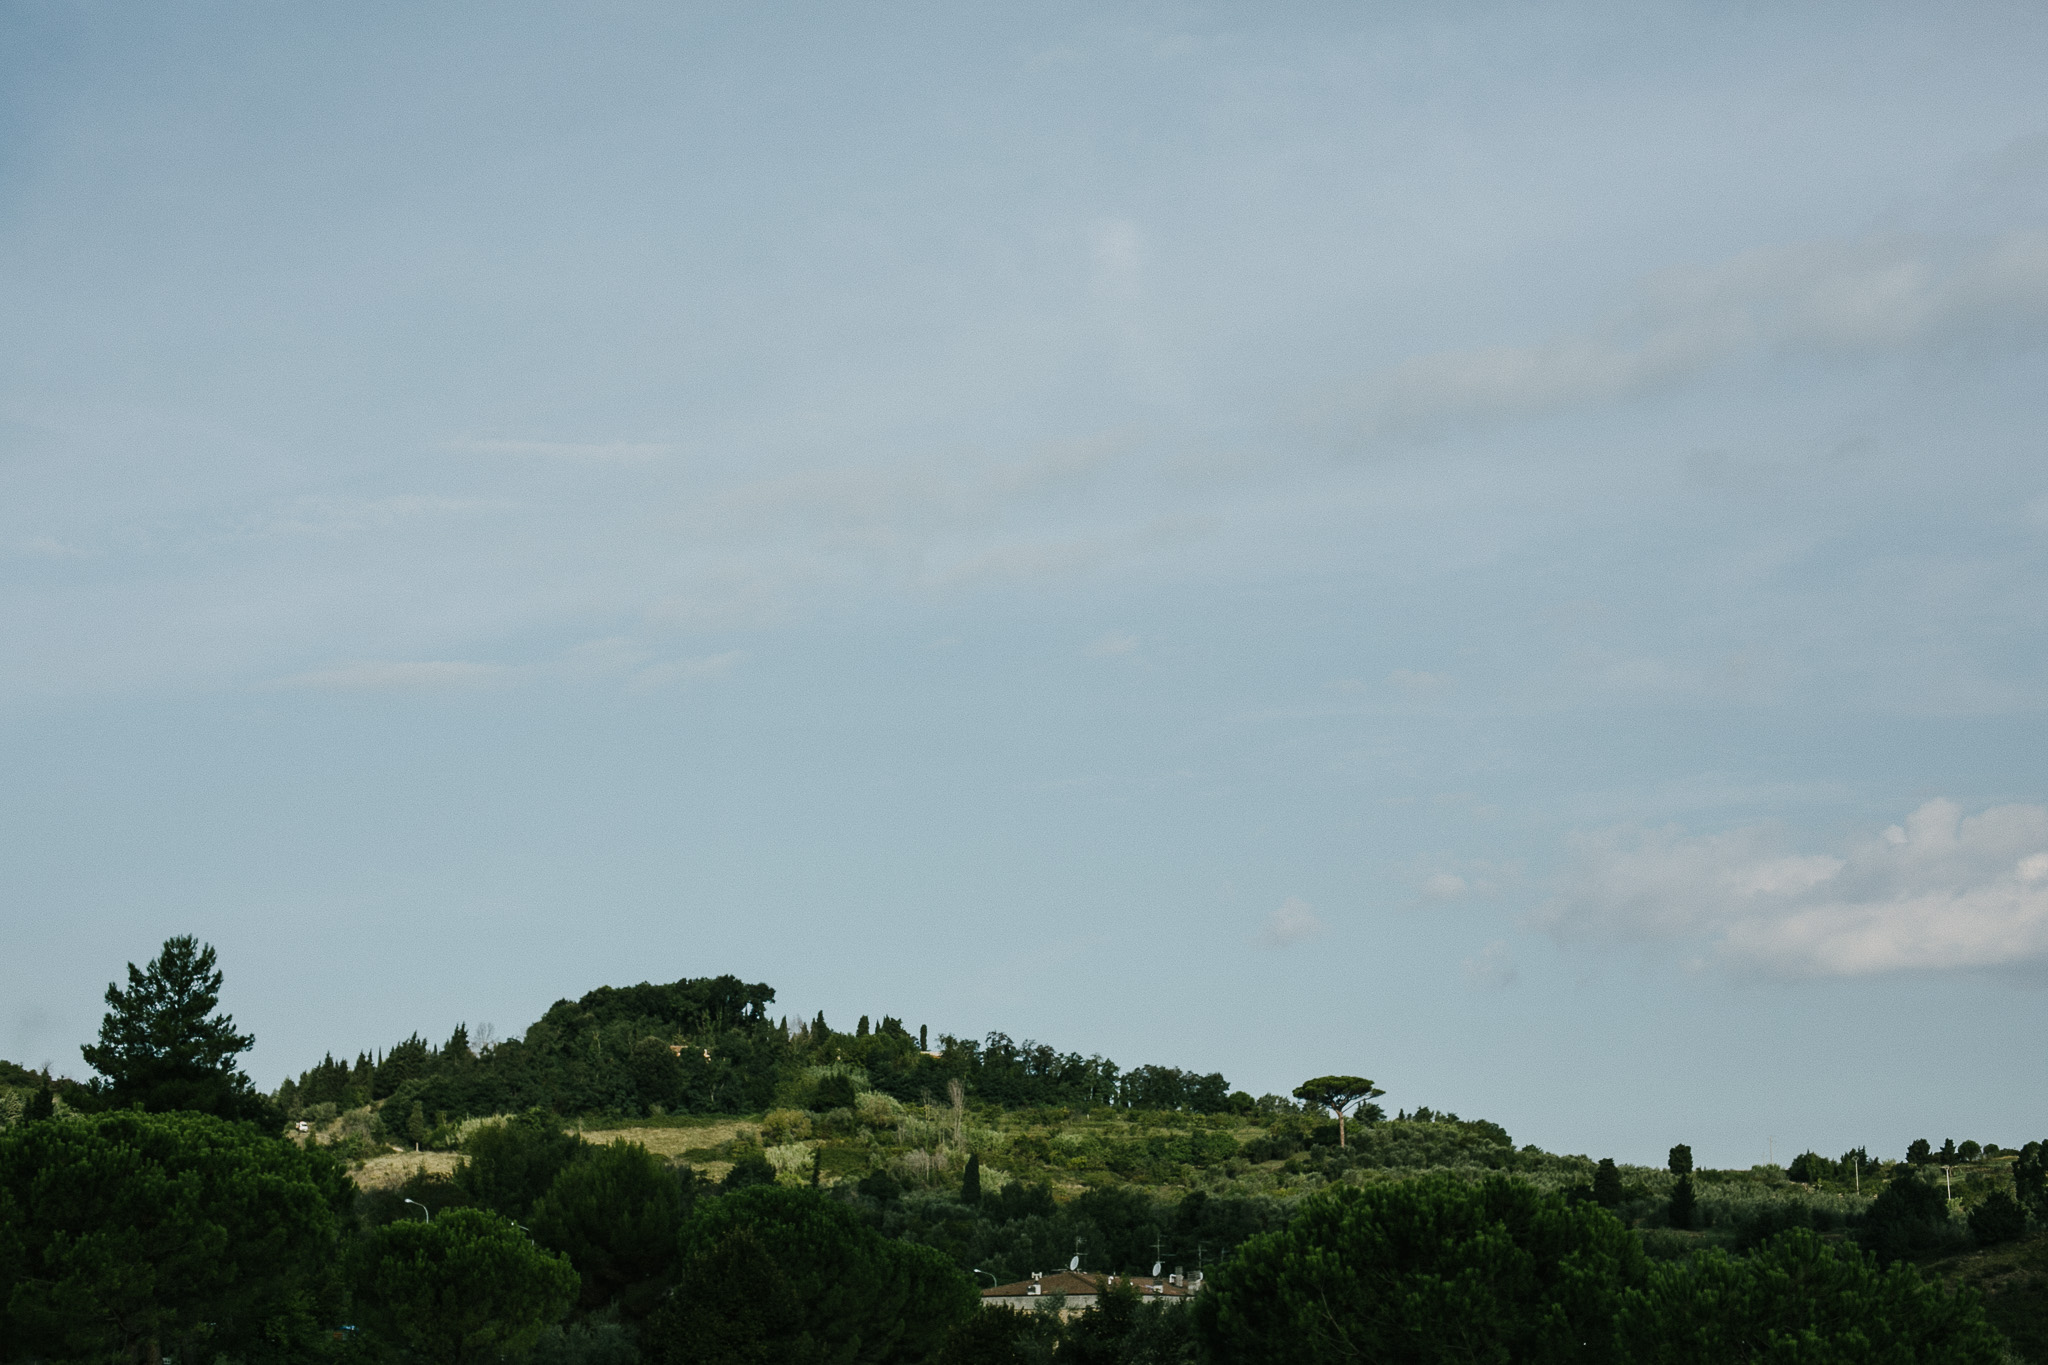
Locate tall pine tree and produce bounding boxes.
[80,936,271,1125]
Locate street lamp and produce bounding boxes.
[402,1198,431,1223]
[972,1269,997,1288]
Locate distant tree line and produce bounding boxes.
[1,935,2032,1363]
[276,976,1243,1127]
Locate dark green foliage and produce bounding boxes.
[1939,1138,1958,1164]
[347,1205,578,1364]
[931,1303,1060,1365]
[647,1184,977,1364]
[721,1150,777,1192]
[1616,1228,2004,1363]
[530,1312,645,1365]
[531,1138,688,1314]
[283,976,1243,1127]
[647,1228,798,1365]
[1062,1281,1199,1364]
[356,1164,470,1227]
[454,1108,586,1219]
[962,1152,982,1206]
[1668,1143,1693,1176]
[1667,1175,1696,1231]
[0,1109,352,1364]
[1787,1150,1827,1184]
[858,1165,906,1203]
[1907,1137,1932,1165]
[1862,1163,1962,1263]
[22,1081,53,1123]
[1593,1156,1623,1209]
[1192,1174,1646,1364]
[1289,1075,1384,1147]
[814,1072,859,1112]
[987,1179,1058,1223]
[1968,1190,2025,1247]
[2012,1141,2047,1218]
[375,1032,433,1099]
[1957,1140,1981,1161]
[79,935,273,1125]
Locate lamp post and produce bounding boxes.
[973,1269,997,1288]
[402,1198,430,1223]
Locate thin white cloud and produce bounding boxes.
[269,660,507,691]
[241,495,510,540]
[1348,229,2048,436]
[1422,872,1470,901]
[1542,799,2048,976]
[627,651,747,692]
[1259,896,1326,948]
[266,640,748,695]
[445,438,670,461]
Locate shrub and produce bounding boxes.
[814,1074,859,1112]
[1969,1190,2025,1248]
[722,1150,777,1192]
[1863,1165,1965,1263]
[761,1108,812,1144]
[856,1090,904,1127]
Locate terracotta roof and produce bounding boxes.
[981,1271,1199,1300]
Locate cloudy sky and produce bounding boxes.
[5,2,2047,1167]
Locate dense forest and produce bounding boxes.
[3,936,2043,1364]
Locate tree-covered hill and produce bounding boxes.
[275,972,1241,1129]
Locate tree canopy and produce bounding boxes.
[79,935,271,1124]
[648,1183,976,1364]
[530,1137,691,1315]
[0,1109,352,1364]
[1290,1075,1385,1148]
[347,1206,578,1364]
[1617,1228,2004,1363]
[1194,1173,1646,1363]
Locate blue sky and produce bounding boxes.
[4,2,2048,1167]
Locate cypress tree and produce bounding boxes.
[1667,1175,1695,1230]
[1592,1157,1623,1209]
[961,1153,981,1206]
[24,1080,54,1122]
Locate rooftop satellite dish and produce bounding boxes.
[1151,1261,1162,1277]
[1069,1255,1080,1271]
